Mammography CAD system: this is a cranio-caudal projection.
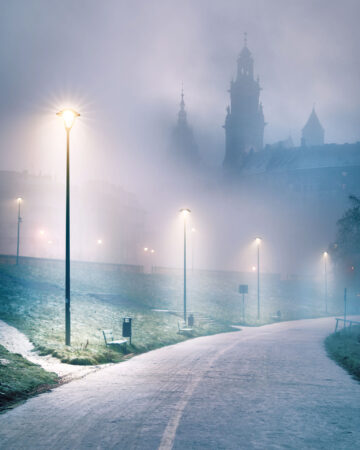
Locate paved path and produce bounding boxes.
[0,317,359,449]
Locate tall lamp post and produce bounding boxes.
[56,108,80,346]
[180,208,191,323]
[255,237,262,320]
[16,197,23,265]
[191,227,196,272]
[323,251,328,313]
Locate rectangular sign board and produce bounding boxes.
[239,284,248,294]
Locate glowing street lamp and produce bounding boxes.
[97,239,103,245]
[255,237,262,320]
[323,251,328,313]
[16,197,23,265]
[143,247,155,272]
[57,108,80,346]
[180,208,191,322]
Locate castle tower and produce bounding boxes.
[169,88,200,167]
[223,34,265,169]
[301,107,325,147]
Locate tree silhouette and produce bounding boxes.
[331,195,360,280]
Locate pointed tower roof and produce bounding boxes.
[301,107,325,147]
[302,107,324,133]
[238,32,252,58]
[236,32,254,80]
[178,86,187,125]
[170,86,200,167]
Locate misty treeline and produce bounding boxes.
[330,195,360,283]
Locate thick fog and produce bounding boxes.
[0,0,359,276]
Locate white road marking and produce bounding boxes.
[158,338,241,450]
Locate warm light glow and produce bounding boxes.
[56,109,80,130]
[97,239,103,245]
[150,249,155,254]
[39,230,45,236]
[191,227,196,233]
[252,266,257,271]
[17,197,23,203]
[144,247,149,252]
[255,237,262,245]
[179,208,191,218]
[323,251,328,258]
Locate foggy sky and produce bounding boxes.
[1,0,359,193]
[1,1,359,275]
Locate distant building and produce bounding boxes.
[223,35,265,169]
[237,142,360,197]
[0,171,146,265]
[301,107,325,147]
[169,88,200,167]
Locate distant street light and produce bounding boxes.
[323,251,328,313]
[143,247,155,272]
[16,197,23,265]
[57,108,80,346]
[180,208,191,322]
[97,239,103,245]
[255,237,262,320]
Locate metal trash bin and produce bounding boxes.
[123,317,132,344]
[188,314,194,327]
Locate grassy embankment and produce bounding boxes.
[0,344,58,411]
[0,261,233,365]
[325,325,360,381]
[0,258,336,366]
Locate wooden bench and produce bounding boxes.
[102,329,127,347]
[178,321,193,333]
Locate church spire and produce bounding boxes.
[170,87,200,167]
[178,85,187,124]
[223,34,265,169]
[237,33,254,79]
[301,106,325,147]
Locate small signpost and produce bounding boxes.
[238,284,248,322]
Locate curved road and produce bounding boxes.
[0,318,359,449]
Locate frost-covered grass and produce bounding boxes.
[0,344,58,410]
[0,261,232,365]
[0,258,337,365]
[325,325,360,381]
